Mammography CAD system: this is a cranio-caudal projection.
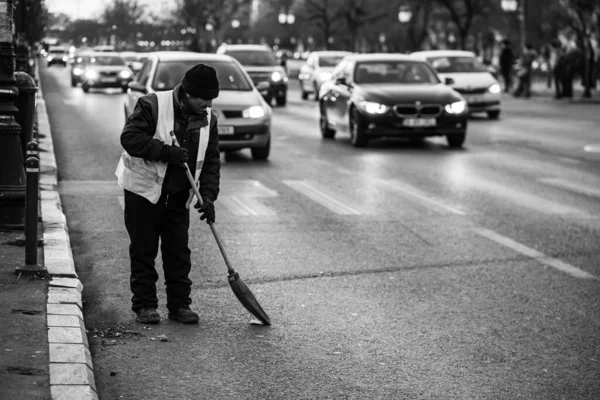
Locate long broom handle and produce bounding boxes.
[169,132,236,275]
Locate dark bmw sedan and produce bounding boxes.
[319,54,468,148]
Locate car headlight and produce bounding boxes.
[271,71,283,82]
[62,56,69,62]
[47,56,53,61]
[358,101,390,114]
[318,71,332,81]
[119,70,132,79]
[242,105,266,119]
[73,67,83,75]
[445,100,467,114]
[85,70,99,80]
[488,83,501,94]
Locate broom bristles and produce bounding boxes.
[228,273,271,325]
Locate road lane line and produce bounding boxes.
[284,180,363,215]
[473,228,597,280]
[538,177,600,199]
[379,180,467,216]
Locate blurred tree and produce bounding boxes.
[434,0,496,49]
[14,0,49,44]
[69,19,103,46]
[339,0,389,51]
[101,0,146,48]
[304,0,343,49]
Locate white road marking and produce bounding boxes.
[219,195,259,216]
[584,144,600,153]
[284,180,363,215]
[379,179,467,216]
[463,177,583,215]
[539,177,600,199]
[473,228,597,280]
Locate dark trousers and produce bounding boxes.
[501,69,512,92]
[124,189,192,313]
[513,72,531,98]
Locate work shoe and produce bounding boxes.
[168,308,199,324]
[135,307,160,324]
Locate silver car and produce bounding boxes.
[124,51,272,160]
[298,51,352,100]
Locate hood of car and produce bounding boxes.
[212,90,266,110]
[242,65,284,73]
[86,65,130,73]
[436,72,497,91]
[355,83,461,105]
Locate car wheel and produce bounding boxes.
[319,102,336,139]
[82,83,90,93]
[301,83,308,100]
[121,85,128,93]
[313,83,319,101]
[276,95,287,106]
[251,138,270,160]
[446,132,466,148]
[264,94,273,106]
[350,108,368,148]
[487,110,500,119]
[71,78,77,87]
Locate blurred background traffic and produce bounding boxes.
[12,0,597,99]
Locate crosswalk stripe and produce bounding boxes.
[219,195,275,216]
[284,180,363,215]
[538,177,600,199]
[473,228,597,280]
[378,179,466,216]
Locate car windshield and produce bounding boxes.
[354,61,439,84]
[319,55,345,67]
[428,56,488,73]
[152,60,253,91]
[226,50,277,66]
[90,56,126,66]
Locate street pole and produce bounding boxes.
[519,0,527,50]
[0,0,26,228]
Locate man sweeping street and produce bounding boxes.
[115,64,221,324]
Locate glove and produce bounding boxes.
[194,197,215,224]
[161,145,189,165]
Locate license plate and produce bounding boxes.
[403,118,436,127]
[100,77,117,83]
[466,95,483,103]
[218,125,234,135]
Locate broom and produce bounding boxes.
[170,132,271,325]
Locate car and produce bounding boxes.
[298,51,352,100]
[70,51,93,87]
[318,53,468,148]
[120,51,140,71]
[411,50,502,119]
[124,51,272,160]
[130,54,149,75]
[80,52,134,93]
[93,45,116,52]
[46,45,69,67]
[216,44,288,106]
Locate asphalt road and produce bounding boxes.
[40,62,600,400]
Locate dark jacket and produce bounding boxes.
[499,47,515,72]
[120,86,220,202]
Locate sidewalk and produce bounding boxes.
[0,74,97,399]
[514,79,600,104]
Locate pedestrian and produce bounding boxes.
[550,40,564,98]
[513,43,536,98]
[115,64,221,325]
[499,39,515,93]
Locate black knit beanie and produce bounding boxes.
[181,64,220,100]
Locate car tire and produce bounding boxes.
[82,83,90,93]
[350,108,368,148]
[251,138,270,160]
[276,95,287,106]
[319,102,336,139]
[446,132,466,148]
[313,83,319,101]
[71,78,77,87]
[487,110,500,119]
[301,84,308,100]
[264,94,273,106]
[121,85,128,93]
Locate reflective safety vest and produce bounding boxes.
[115,90,211,204]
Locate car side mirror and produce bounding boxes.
[256,81,270,91]
[128,81,147,94]
[445,77,455,85]
[335,77,347,86]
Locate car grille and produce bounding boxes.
[247,72,271,84]
[393,104,442,118]
[453,87,487,95]
[100,71,118,77]
[222,110,243,119]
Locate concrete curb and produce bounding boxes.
[37,76,98,399]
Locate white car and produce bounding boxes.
[298,51,352,100]
[124,51,273,160]
[411,50,502,119]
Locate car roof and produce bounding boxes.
[345,53,424,62]
[151,51,234,62]
[411,50,476,59]
[311,51,353,57]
